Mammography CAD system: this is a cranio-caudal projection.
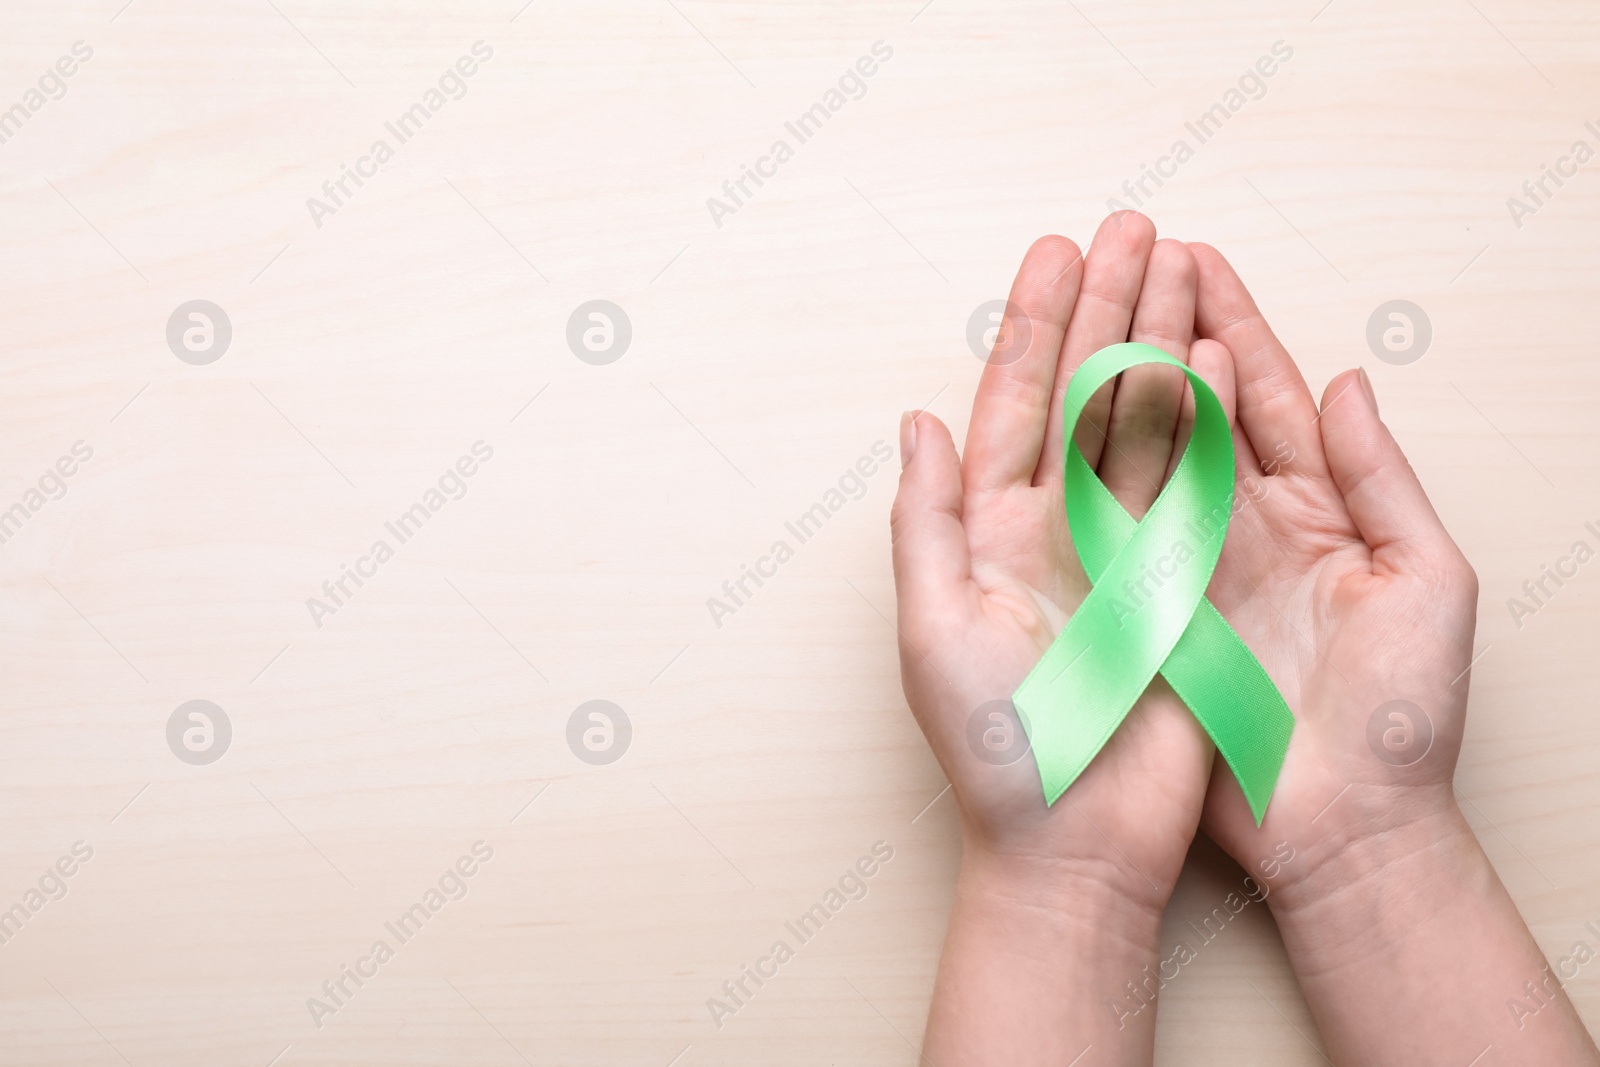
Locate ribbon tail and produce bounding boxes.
[1013,612,1163,807]
[1159,599,1294,825]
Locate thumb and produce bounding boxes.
[1319,369,1460,579]
[890,411,971,635]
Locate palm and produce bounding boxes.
[941,469,1212,893]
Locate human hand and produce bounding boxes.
[1189,244,1599,1064]
[1188,241,1479,897]
[893,213,1237,1062]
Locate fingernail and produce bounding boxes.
[1358,368,1378,415]
[900,411,918,469]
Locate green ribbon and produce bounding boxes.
[1012,343,1293,825]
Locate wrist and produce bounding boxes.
[1265,786,1486,970]
[955,836,1166,988]
[925,839,1168,1066]
[1252,788,1600,1063]
[961,833,1166,944]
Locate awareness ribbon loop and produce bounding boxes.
[1012,343,1294,824]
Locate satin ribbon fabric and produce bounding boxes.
[1012,343,1294,824]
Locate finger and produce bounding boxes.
[1034,211,1158,486]
[891,411,974,637]
[1318,369,1464,578]
[1190,242,1330,482]
[963,235,1084,494]
[1099,239,1196,516]
[1167,337,1237,484]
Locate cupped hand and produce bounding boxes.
[891,213,1235,913]
[1187,243,1479,891]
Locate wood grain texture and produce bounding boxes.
[0,1,1596,1063]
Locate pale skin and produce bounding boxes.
[890,211,1600,1065]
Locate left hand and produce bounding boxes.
[893,212,1231,916]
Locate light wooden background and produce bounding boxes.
[2,1,1598,1064]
